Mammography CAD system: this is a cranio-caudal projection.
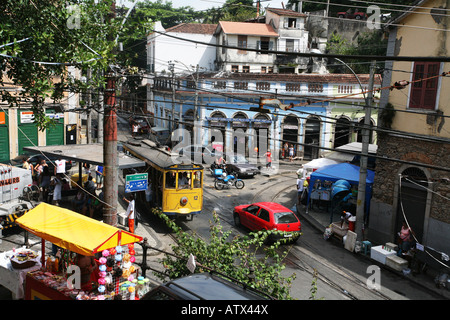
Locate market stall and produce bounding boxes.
[306,163,375,222]
[13,202,150,300]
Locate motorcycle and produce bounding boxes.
[214,171,245,190]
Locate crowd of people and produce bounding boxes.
[22,157,104,219]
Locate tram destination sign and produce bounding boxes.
[125,173,148,193]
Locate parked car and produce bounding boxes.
[10,154,73,173]
[233,202,301,242]
[141,272,271,300]
[225,154,259,177]
[178,144,217,164]
[337,9,367,20]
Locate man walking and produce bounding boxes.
[123,194,136,233]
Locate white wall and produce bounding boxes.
[148,22,216,75]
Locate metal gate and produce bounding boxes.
[18,110,38,155]
[0,111,9,163]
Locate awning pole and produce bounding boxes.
[41,239,45,267]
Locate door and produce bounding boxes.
[396,168,428,244]
[0,111,9,163]
[18,110,38,155]
[46,121,64,146]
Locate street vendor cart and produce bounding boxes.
[14,202,149,300]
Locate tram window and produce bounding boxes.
[193,171,202,188]
[178,171,190,189]
[165,172,176,189]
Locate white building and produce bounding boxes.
[147,22,217,75]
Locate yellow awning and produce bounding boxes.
[15,203,143,256]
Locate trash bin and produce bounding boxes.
[348,216,356,232]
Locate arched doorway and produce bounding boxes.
[356,117,374,144]
[396,167,428,244]
[209,111,227,152]
[304,116,321,160]
[334,117,351,148]
[282,115,299,159]
[232,112,249,157]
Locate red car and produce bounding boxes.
[233,202,301,242]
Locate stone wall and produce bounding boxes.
[373,133,450,224]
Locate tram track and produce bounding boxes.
[169,172,392,300]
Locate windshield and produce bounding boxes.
[232,155,249,164]
[274,212,298,224]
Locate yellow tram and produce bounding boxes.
[123,140,203,219]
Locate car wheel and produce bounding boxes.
[235,180,244,189]
[233,212,241,226]
[355,15,361,20]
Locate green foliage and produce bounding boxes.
[153,208,297,300]
[1,0,123,130]
[326,31,387,74]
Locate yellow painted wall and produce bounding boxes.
[389,0,450,138]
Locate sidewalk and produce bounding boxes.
[296,202,450,300]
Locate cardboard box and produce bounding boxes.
[385,242,398,251]
[371,245,396,264]
[386,255,408,272]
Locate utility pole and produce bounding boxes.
[87,68,92,144]
[103,1,118,227]
[194,64,199,145]
[355,60,376,242]
[168,61,175,133]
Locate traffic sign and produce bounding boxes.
[125,173,148,193]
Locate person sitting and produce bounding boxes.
[178,172,189,188]
[84,175,96,195]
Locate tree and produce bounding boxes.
[153,208,297,300]
[1,0,124,130]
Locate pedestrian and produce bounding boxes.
[397,222,415,256]
[84,175,96,195]
[51,173,63,206]
[132,121,138,138]
[283,142,288,159]
[289,144,294,162]
[95,165,103,189]
[264,150,272,168]
[83,162,91,177]
[54,157,66,175]
[296,176,305,204]
[123,194,136,233]
[22,158,34,175]
[145,181,152,205]
[39,165,52,202]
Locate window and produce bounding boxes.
[242,66,250,73]
[261,66,267,74]
[258,209,271,222]
[308,83,323,93]
[238,35,247,53]
[214,81,227,89]
[260,37,270,54]
[186,80,196,89]
[193,171,202,188]
[256,82,270,90]
[286,39,295,52]
[286,83,301,92]
[234,82,248,90]
[409,61,440,110]
[231,65,239,73]
[268,66,274,74]
[165,172,176,189]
